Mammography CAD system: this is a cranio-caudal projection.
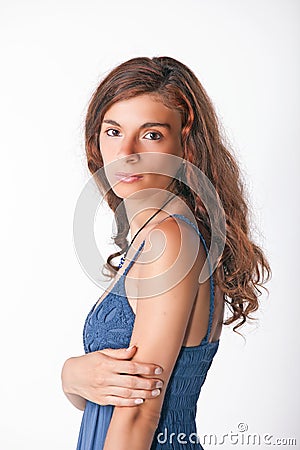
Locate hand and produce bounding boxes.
[61,345,164,408]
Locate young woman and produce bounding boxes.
[61,56,271,449]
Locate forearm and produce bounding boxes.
[103,406,159,450]
[64,392,86,411]
[61,357,86,411]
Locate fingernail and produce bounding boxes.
[155,367,162,374]
[126,345,136,352]
[156,381,163,388]
[134,398,144,404]
[152,389,160,397]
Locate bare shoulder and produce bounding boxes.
[144,214,204,253]
[137,215,206,287]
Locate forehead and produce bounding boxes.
[103,94,182,129]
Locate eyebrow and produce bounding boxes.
[103,119,171,130]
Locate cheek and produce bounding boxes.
[172,136,183,157]
[160,138,183,161]
[143,152,182,178]
[99,144,116,166]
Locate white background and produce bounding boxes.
[0,0,299,449]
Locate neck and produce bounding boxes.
[124,190,176,239]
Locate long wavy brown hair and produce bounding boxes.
[84,56,271,334]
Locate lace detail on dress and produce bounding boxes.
[83,241,145,353]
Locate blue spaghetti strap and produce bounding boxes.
[122,240,146,277]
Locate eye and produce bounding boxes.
[105,128,121,137]
[144,131,162,141]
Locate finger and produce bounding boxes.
[99,346,137,359]
[109,373,164,391]
[111,360,163,376]
[106,385,162,400]
[104,395,146,407]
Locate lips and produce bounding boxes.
[115,172,144,183]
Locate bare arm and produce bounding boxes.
[103,217,205,450]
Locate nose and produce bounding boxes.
[117,135,139,161]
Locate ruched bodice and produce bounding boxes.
[77,214,220,450]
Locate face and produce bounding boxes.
[99,94,184,199]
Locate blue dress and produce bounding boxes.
[76,214,220,449]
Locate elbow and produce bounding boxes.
[119,403,161,431]
[132,404,161,431]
